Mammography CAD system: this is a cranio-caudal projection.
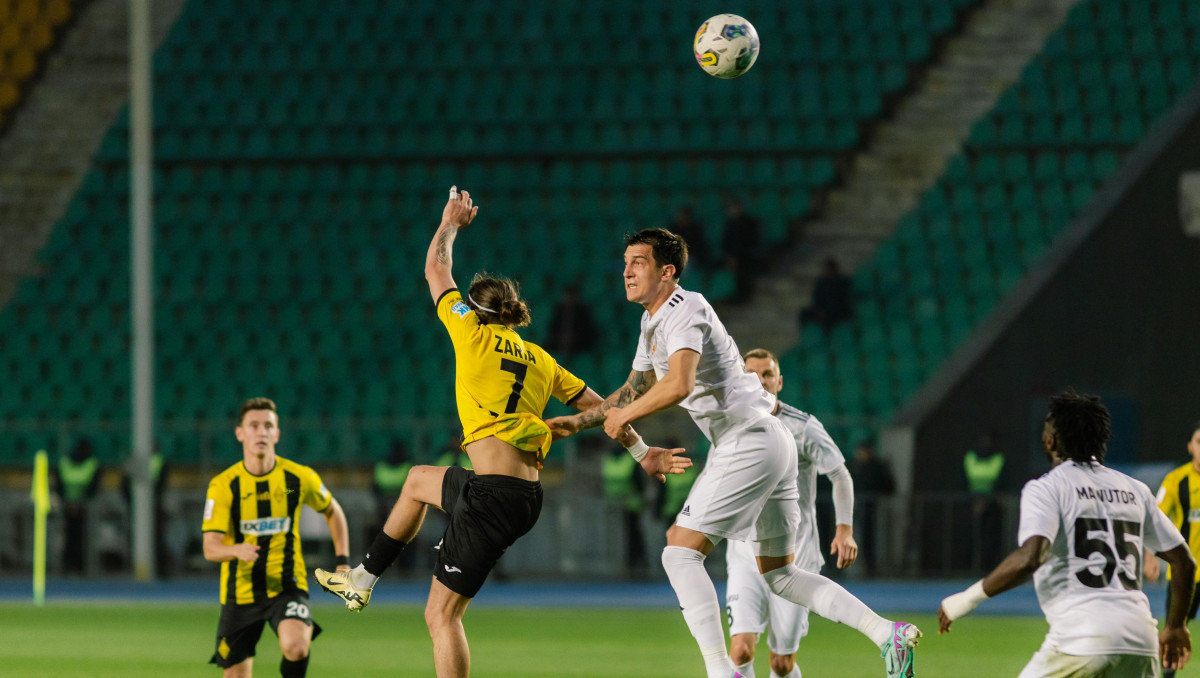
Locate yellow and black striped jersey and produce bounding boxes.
[202,456,332,605]
[1156,461,1200,582]
[436,288,586,465]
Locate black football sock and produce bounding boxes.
[362,532,407,577]
[280,655,308,678]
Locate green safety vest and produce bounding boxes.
[150,453,162,483]
[602,453,642,512]
[964,450,1005,495]
[58,455,99,503]
[374,461,413,493]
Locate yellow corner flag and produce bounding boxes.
[31,450,50,607]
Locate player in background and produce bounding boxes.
[315,189,690,678]
[548,228,920,678]
[725,348,859,678]
[938,389,1195,677]
[1146,422,1200,677]
[202,397,351,678]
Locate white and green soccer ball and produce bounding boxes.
[693,14,760,79]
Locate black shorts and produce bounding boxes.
[1165,581,1200,622]
[435,466,543,598]
[209,589,321,668]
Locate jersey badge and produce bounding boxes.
[450,301,471,318]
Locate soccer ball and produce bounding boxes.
[693,14,760,79]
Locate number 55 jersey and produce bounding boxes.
[1019,459,1187,657]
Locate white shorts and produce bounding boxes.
[1019,643,1159,678]
[725,538,811,655]
[675,418,800,544]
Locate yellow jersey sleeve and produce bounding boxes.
[436,288,484,350]
[550,362,587,406]
[302,466,333,513]
[202,478,232,533]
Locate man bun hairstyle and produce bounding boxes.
[468,272,531,327]
[239,397,277,425]
[625,228,688,280]
[1047,388,1111,465]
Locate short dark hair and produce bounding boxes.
[467,272,531,327]
[625,228,688,280]
[239,397,277,425]
[1047,388,1111,465]
[743,348,779,367]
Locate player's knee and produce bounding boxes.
[769,653,795,676]
[424,599,460,634]
[401,466,434,497]
[279,637,309,662]
[729,637,755,665]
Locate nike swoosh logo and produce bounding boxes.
[444,565,462,574]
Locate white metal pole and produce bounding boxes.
[129,0,155,581]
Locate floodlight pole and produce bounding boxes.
[129,0,155,581]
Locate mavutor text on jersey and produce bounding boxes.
[1074,486,1138,504]
[493,336,536,363]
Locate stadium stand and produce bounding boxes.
[0,0,73,129]
[0,0,979,465]
[782,0,1200,447]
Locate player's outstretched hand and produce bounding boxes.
[1161,625,1192,671]
[441,185,479,228]
[639,445,692,484]
[233,543,260,563]
[936,605,953,635]
[545,415,580,441]
[830,526,858,569]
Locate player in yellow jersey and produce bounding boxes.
[1147,422,1200,677]
[202,398,350,678]
[315,187,691,677]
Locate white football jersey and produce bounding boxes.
[727,402,846,570]
[632,287,775,443]
[777,403,845,571]
[1018,460,1186,657]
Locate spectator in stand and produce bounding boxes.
[721,198,763,301]
[544,284,597,356]
[849,439,895,575]
[800,258,854,332]
[669,205,709,268]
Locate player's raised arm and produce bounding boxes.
[546,368,658,439]
[424,186,479,304]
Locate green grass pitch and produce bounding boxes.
[0,602,1048,676]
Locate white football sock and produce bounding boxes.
[348,564,378,589]
[735,660,755,677]
[771,665,800,678]
[762,564,893,647]
[661,546,733,678]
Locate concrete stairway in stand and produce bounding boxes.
[722,0,1082,353]
[0,0,184,308]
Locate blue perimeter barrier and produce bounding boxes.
[2,576,1168,617]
